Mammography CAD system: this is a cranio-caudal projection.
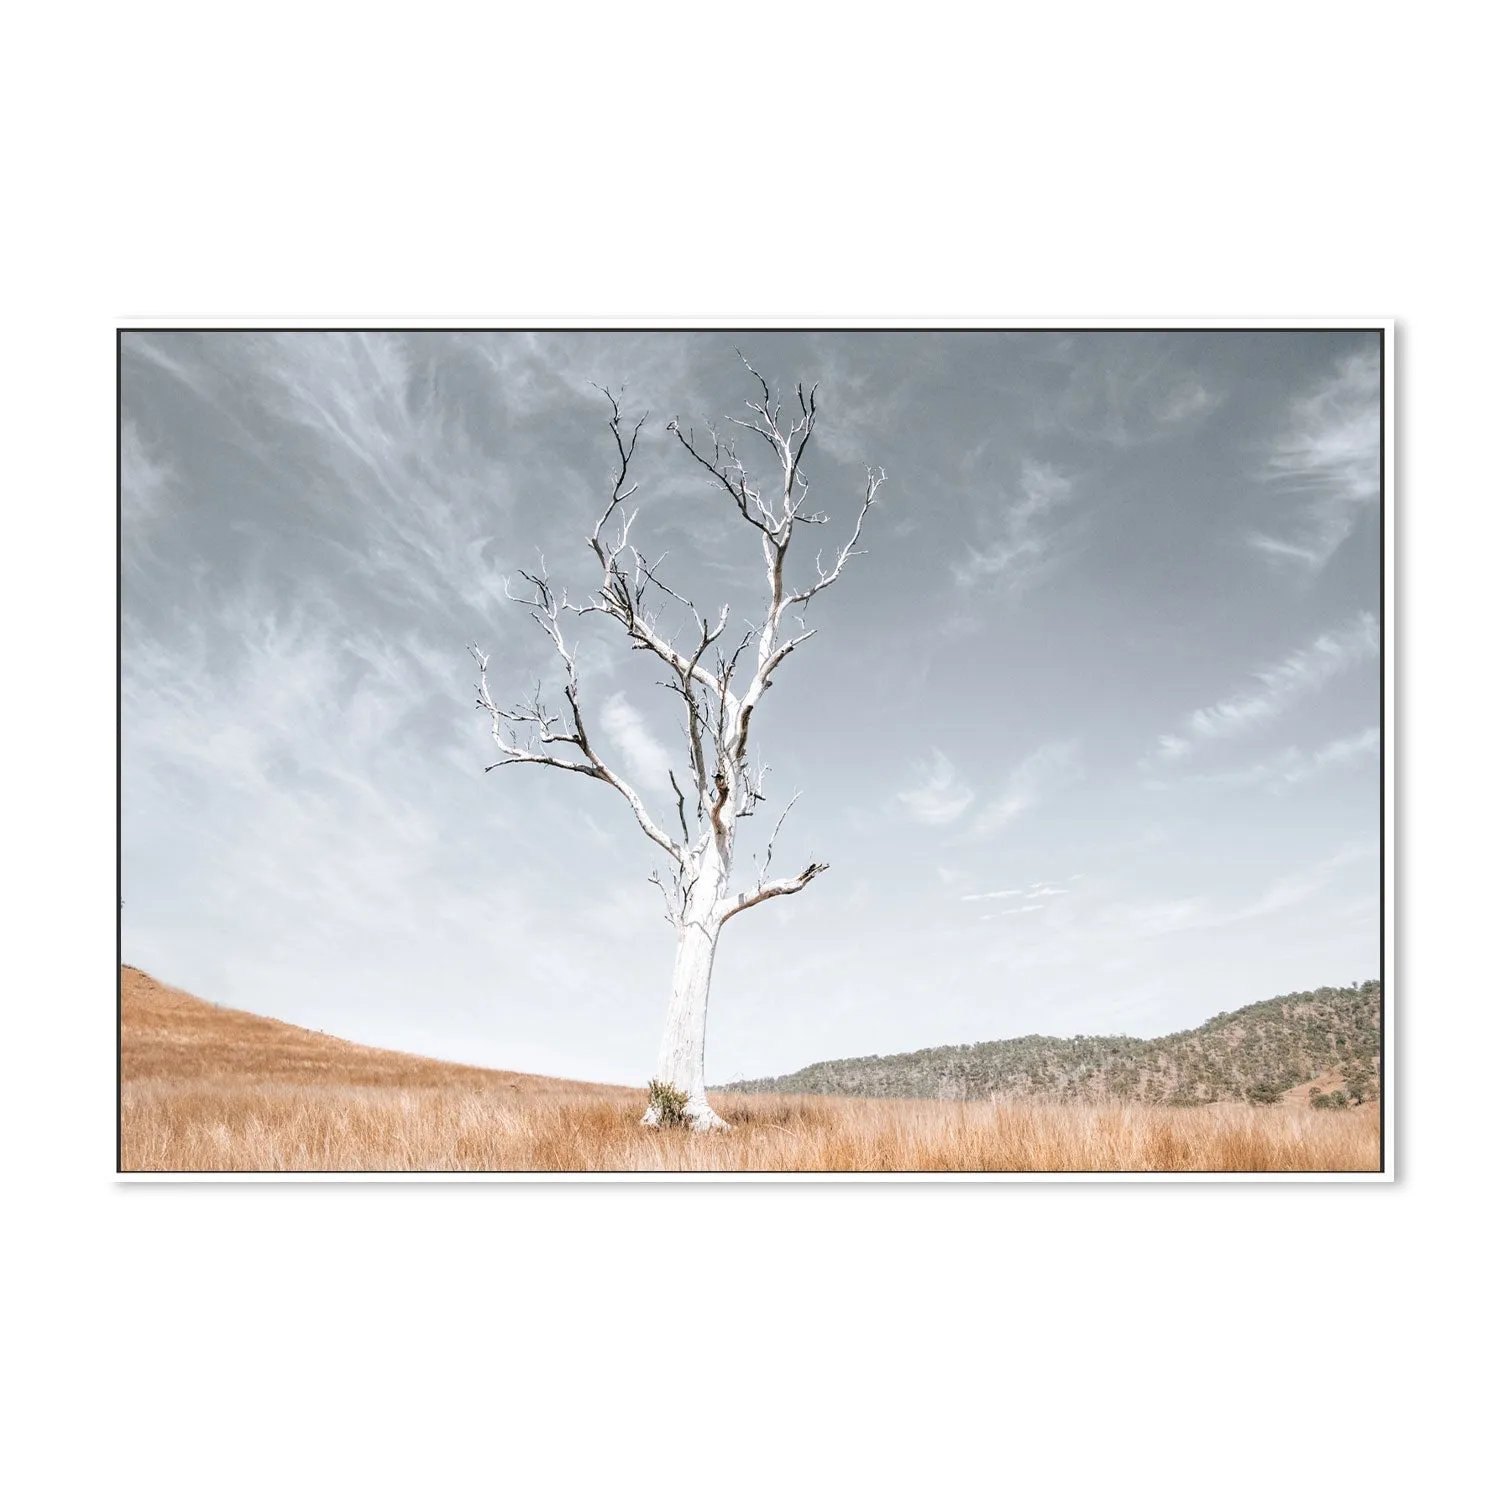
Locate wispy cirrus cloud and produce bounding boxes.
[961,880,1069,903]
[1150,380,1220,425]
[121,420,176,576]
[1280,726,1380,783]
[121,420,174,526]
[965,876,1075,920]
[125,331,533,627]
[895,750,974,826]
[1036,335,1223,447]
[123,587,468,937]
[798,334,921,468]
[954,461,1077,597]
[1250,344,1380,572]
[1095,897,1211,941]
[969,741,1080,837]
[1151,613,1377,763]
[599,692,675,797]
[1094,841,1374,943]
[1233,841,1375,921]
[251,332,526,620]
[1156,726,1380,791]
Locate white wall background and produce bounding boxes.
[7,3,1488,1495]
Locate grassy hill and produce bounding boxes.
[720,981,1382,1108]
[119,964,619,1095]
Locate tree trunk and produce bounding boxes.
[642,916,729,1130]
[642,822,734,1131]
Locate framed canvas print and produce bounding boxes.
[118,324,1391,1178]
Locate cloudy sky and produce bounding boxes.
[121,329,1382,1084]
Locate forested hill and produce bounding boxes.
[720,983,1382,1107]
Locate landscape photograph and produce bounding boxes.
[32,8,1488,1493]
[119,327,1388,1175]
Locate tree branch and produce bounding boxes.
[717,860,830,924]
[674,361,884,774]
[470,622,683,865]
[584,396,739,715]
[780,466,885,614]
[473,368,880,906]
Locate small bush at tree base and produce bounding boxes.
[1312,1090,1349,1110]
[647,1079,691,1128]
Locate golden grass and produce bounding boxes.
[118,966,1380,1173]
[118,965,608,1094]
[121,1081,1380,1173]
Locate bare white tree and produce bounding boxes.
[471,362,882,1130]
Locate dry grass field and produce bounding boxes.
[119,967,1381,1173]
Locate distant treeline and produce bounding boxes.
[719,982,1382,1107]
